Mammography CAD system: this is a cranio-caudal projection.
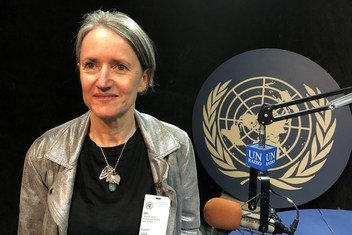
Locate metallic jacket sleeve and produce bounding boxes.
[18,146,48,235]
[179,134,202,234]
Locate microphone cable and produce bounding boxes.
[270,188,300,235]
[238,188,299,234]
[239,193,267,235]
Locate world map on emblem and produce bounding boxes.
[218,77,314,171]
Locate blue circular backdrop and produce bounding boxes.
[192,48,352,208]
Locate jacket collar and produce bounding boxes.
[44,112,90,168]
[135,110,181,159]
[45,110,180,168]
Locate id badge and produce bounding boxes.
[139,194,170,235]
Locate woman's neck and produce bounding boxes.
[88,113,137,147]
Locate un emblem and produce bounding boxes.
[193,49,352,208]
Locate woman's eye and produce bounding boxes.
[113,64,128,71]
[84,62,96,69]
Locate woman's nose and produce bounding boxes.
[96,66,112,90]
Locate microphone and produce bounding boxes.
[204,197,291,233]
[203,197,242,231]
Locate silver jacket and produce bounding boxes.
[18,111,201,235]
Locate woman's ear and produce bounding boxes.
[138,69,151,95]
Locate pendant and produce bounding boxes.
[108,183,117,192]
[106,173,121,185]
[106,174,120,192]
[99,166,121,192]
[99,165,114,180]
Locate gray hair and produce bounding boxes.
[75,9,156,89]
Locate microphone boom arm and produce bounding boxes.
[258,86,352,126]
[249,85,352,234]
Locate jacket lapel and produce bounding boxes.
[135,111,180,194]
[45,112,90,233]
[135,110,180,158]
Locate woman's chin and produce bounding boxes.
[90,109,129,122]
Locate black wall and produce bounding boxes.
[1,0,352,234]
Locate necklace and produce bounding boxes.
[99,141,127,192]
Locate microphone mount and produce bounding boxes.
[248,85,352,234]
[257,86,352,126]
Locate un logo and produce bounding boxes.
[193,49,352,208]
[203,77,335,189]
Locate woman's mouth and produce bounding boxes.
[93,93,118,102]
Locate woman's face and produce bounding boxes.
[79,27,149,121]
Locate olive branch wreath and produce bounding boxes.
[202,81,336,190]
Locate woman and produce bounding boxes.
[18,9,201,235]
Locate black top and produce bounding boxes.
[67,129,156,235]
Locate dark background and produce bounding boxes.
[1,0,352,234]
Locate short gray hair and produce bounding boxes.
[75,9,156,89]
